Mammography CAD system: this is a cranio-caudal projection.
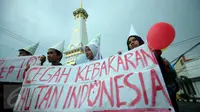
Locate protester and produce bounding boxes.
[0,41,64,110]
[47,40,65,66]
[126,25,180,112]
[0,42,46,111]
[85,33,103,61]
[18,42,46,72]
[153,50,180,112]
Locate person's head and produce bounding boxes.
[85,44,98,60]
[18,42,39,57]
[18,49,32,57]
[47,48,62,63]
[127,35,144,51]
[85,46,93,60]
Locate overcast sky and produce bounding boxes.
[0,0,200,63]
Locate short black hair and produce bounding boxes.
[54,49,63,62]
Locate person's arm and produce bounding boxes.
[25,55,46,74]
[40,55,46,66]
[152,50,165,73]
[163,58,178,78]
[25,64,30,71]
[152,50,167,79]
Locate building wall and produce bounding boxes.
[186,58,200,97]
[179,69,190,77]
[175,56,200,97]
[185,58,200,78]
[174,56,186,75]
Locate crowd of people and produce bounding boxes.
[1,25,180,112]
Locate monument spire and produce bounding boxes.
[64,1,89,65]
[80,0,82,8]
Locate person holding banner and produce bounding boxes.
[0,42,46,111]
[126,25,180,112]
[153,50,180,112]
[19,43,46,72]
[85,33,103,61]
[47,40,65,66]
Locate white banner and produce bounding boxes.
[14,44,173,112]
[0,56,41,82]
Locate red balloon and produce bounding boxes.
[147,22,175,50]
